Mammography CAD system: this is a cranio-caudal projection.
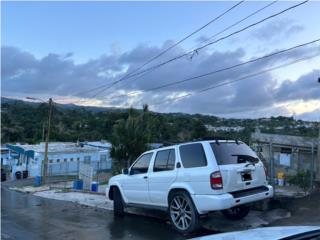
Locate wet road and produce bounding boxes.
[1,187,214,240]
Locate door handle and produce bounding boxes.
[143,176,148,179]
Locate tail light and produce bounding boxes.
[210,171,223,190]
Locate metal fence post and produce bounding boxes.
[269,142,275,188]
[310,143,315,191]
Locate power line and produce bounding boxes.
[123,1,245,78]
[190,0,278,51]
[90,0,309,98]
[101,1,279,100]
[148,53,319,107]
[76,1,244,97]
[106,38,320,100]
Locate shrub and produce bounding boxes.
[287,170,311,193]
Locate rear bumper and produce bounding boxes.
[191,185,273,214]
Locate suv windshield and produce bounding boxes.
[210,142,259,165]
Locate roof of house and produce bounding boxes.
[251,129,319,148]
[6,141,111,155]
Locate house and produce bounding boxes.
[6,141,112,179]
[251,129,320,185]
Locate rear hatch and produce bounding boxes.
[210,141,266,193]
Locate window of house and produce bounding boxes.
[130,153,153,175]
[179,143,207,168]
[70,158,73,162]
[84,156,91,164]
[153,149,175,172]
[57,159,60,163]
[64,158,67,162]
[49,160,53,164]
[77,157,80,161]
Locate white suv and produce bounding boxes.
[106,140,273,233]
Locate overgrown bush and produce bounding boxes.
[287,170,311,193]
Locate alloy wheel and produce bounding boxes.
[170,195,192,230]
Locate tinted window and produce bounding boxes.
[167,150,175,169]
[131,153,153,175]
[179,143,207,168]
[210,142,259,165]
[154,149,175,172]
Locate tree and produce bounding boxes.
[110,105,151,174]
[191,119,208,140]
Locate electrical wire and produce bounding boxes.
[76,1,244,97]
[148,53,319,107]
[105,38,320,100]
[89,0,309,98]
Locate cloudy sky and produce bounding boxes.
[2,1,320,120]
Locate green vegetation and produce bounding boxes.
[287,171,312,193]
[1,98,318,147]
[110,105,151,174]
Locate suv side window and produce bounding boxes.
[179,143,207,168]
[153,149,175,172]
[130,153,153,175]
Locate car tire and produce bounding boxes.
[168,191,199,234]
[113,187,125,217]
[222,205,250,220]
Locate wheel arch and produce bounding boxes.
[108,183,126,202]
[167,184,194,205]
[167,184,201,214]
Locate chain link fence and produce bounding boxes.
[254,143,317,196]
[46,159,112,190]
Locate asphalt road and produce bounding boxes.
[1,186,215,240]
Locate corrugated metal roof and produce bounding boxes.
[7,141,111,154]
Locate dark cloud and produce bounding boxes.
[252,19,304,42]
[1,42,319,119]
[275,70,320,102]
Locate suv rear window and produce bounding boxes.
[179,143,207,168]
[210,142,259,165]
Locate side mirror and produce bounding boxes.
[122,168,129,175]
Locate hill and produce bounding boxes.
[1,97,318,144]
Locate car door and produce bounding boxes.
[148,148,177,206]
[121,152,153,204]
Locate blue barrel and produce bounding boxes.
[35,176,42,186]
[78,179,83,190]
[73,179,83,190]
[73,180,78,189]
[91,182,99,192]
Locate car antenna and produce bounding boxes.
[215,139,220,145]
[235,139,239,145]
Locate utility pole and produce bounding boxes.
[42,98,53,185]
[42,122,46,142]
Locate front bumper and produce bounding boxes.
[191,185,273,214]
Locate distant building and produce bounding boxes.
[251,129,320,183]
[5,141,112,178]
[205,125,244,132]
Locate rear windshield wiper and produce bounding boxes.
[232,154,259,165]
